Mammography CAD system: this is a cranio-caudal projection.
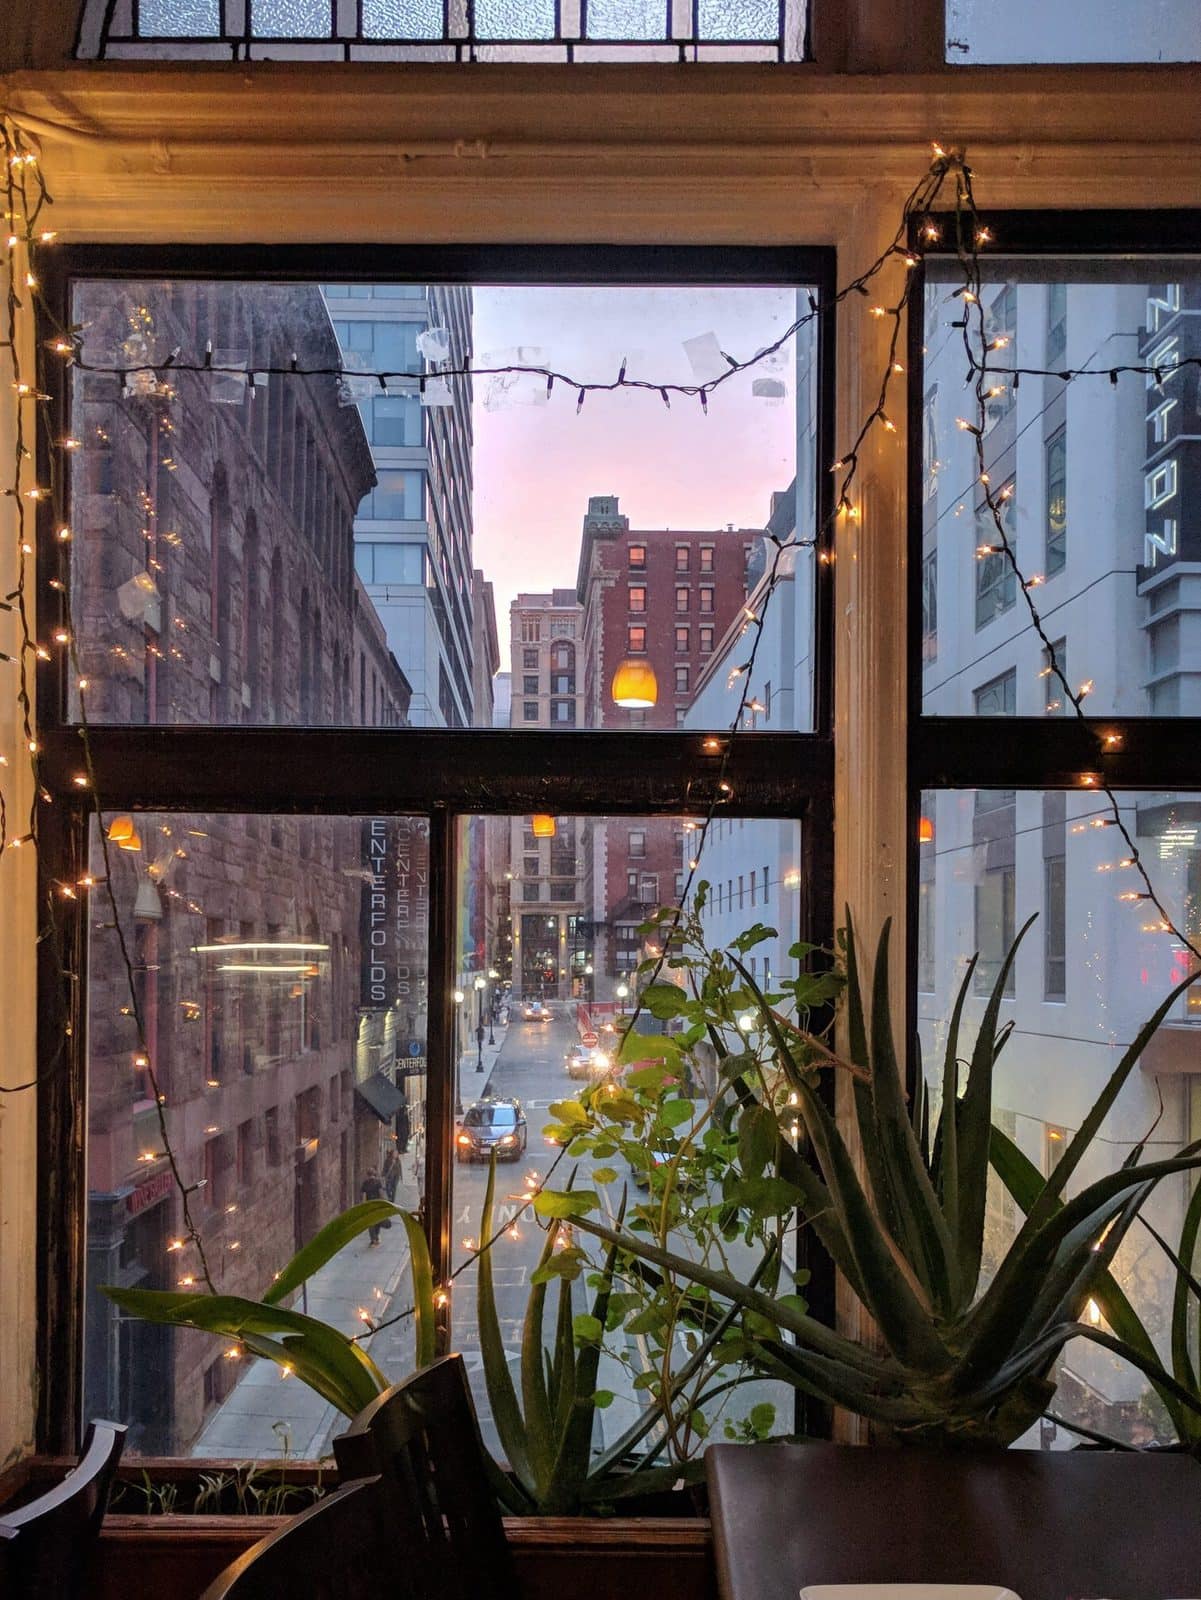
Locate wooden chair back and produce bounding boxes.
[0,1419,127,1598]
[199,1477,391,1599]
[334,1353,518,1600]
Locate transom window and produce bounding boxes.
[77,0,808,61]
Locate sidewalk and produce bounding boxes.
[192,1023,512,1461]
[190,1168,421,1461]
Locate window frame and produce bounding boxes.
[906,209,1201,1064]
[34,239,837,1452]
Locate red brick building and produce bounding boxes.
[574,496,757,981]
[75,279,416,1451]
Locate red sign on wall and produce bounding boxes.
[126,1168,173,1216]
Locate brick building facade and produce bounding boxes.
[574,496,756,981]
[75,279,417,1452]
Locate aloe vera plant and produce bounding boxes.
[104,1199,433,1419]
[550,912,1201,1446]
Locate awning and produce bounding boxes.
[354,1070,404,1123]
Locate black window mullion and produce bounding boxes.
[424,809,457,1353]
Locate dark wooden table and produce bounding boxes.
[706,1440,1201,1600]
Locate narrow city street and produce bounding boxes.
[195,1005,785,1465]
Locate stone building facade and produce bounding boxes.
[74,279,416,1451]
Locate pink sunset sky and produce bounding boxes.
[470,284,801,670]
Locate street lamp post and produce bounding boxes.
[616,980,629,1019]
[473,974,486,1072]
[453,988,465,1113]
[487,968,499,1045]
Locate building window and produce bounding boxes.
[675,545,690,571]
[921,550,937,663]
[974,865,1016,998]
[639,873,659,901]
[699,545,714,572]
[523,675,539,695]
[627,625,647,653]
[675,666,690,693]
[675,626,690,652]
[1043,640,1067,715]
[628,829,646,858]
[628,544,647,570]
[550,699,575,725]
[974,669,1016,717]
[522,701,538,721]
[699,627,714,653]
[521,619,542,643]
[1046,281,1067,367]
[362,468,424,520]
[699,587,715,614]
[1044,855,1066,1000]
[675,586,690,613]
[552,674,573,694]
[975,481,1017,628]
[628,585,647,613]
[1045,427,1067,577]
[522,647,539,669]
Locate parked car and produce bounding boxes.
[521,999,549,1022]
[455,1097,528,1163]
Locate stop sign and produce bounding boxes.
[581,1030,599,1048]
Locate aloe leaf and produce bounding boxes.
[750,1338,927,1428]
[1169,1179,1201,1408]
[102,1287,385,1416]
[719,1045,869,1304]
[864,920,956,1313]
[1073,1324,1201,1424]
[589,1243,776,1477]
[791,1073,949,1373]
[550,1268,577,1446]
[262,1201,400,1306]
[955,914,1036,1296]
[521,1215,559,1500]
[955,1149,1201,1394]
[476,1159,533,1489]
[843,918,905,1250]
[1025,967,1198,1232]
[988,1123,1190,1437]
[568,1208,889,1376]
[938,955,976,1273]
[395,1209,437,1370]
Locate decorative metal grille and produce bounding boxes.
[77,0,806,61]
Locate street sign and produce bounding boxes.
[581,1030,599,1048]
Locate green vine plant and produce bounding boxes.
[542,902,1201,1449]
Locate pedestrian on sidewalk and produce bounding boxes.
[361,1167,385,1246]
[382,1147,400,1202]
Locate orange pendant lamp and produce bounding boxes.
[611,658,658,710]
[531,814,557,838]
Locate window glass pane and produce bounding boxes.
[586,0,666,37]
[251,0,332,37]
[68,274,814,732]
[474,0,556,37]
[362,0,445,39]
[918,787,1201,1447]
[84,813,430,1455]
[139,0,220,33]
[946,0,1201,62]
[697,0,780,40]
[921,258,1201,717]
[452,814,802,1463]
